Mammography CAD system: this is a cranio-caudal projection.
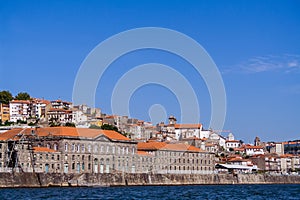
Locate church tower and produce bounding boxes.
[168,115,177,125]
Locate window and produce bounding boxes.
[94,145,98,153]
[57,155,60,161]
[72,155,75,160]
[77,144,80,152]
[100,145,104,153]
[53,143,58,151]
[65,143,68,151]
[46,143,51,149]
[112,147,115,154]
[106,146,109,154]
[88,144,91,153]
[51,154,54,160]
[72,144,75,152]
[81,144,85,152]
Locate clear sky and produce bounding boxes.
[1,0,300,143]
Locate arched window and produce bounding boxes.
[64,143,68,151]
[46,143,51,149]
[81,144,85,152]
[53,143,58,151]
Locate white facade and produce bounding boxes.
[9,100,30,122]
[225,140,240,151]
[245,146,264,156]
[72,110,88,125]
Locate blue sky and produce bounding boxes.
[1,0,300,142]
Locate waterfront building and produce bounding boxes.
[0,127,137,174]
[137,141,215,174]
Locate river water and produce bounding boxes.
[1,184,300,199]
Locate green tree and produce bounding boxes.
[0,90,13,104]
[65,122,76,127]
[15,92,31,100]
[89,124,102,129]
[101,124,119,132]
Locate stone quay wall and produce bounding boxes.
[0,173,300,188]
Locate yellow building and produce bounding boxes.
[0,103,10,123]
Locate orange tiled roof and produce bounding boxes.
[226,140,240,143]
[137,142,167,150]
[137,150,151,156]
[10,100,30,104]
[245,145,263,149]
[100,130,130,141]
[174,124,202,129]
[33,147,57,153]
[137,141,204,152]
[162,143,204,152]
[0,127,130,141]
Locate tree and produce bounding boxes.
[15,92,31,100]
[89,124,102,129]
[65,122,76,127]
[101,124,119,132]
[0,90,13,104]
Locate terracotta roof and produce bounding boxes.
[174,124,202,129]
[137,142,167,150]
[283,141,300,145]
[10,100,30,104]
[137,141,204,152]
[0,128,24,141]
[0,127,130,141]
[245,145,263,149]
[162,143,204,152]
[137,150,151,156]
[33,147,57,153]
[226,140,240,143]
[100,130,130,141]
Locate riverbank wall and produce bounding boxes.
[0,173,300,188]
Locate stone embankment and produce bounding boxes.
[0,173,299,188]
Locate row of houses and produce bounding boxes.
[0,100,101,125]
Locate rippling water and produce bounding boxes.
[1,184,300,199]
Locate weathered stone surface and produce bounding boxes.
[0,173,299,188]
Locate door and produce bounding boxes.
[77,163,80,173]
[100,164,104,173]
[45,164,49,173]
[64,163,68,173]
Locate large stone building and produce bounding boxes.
[0,127,216,175]
[137,141,215,174]
[0,127,137,174]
